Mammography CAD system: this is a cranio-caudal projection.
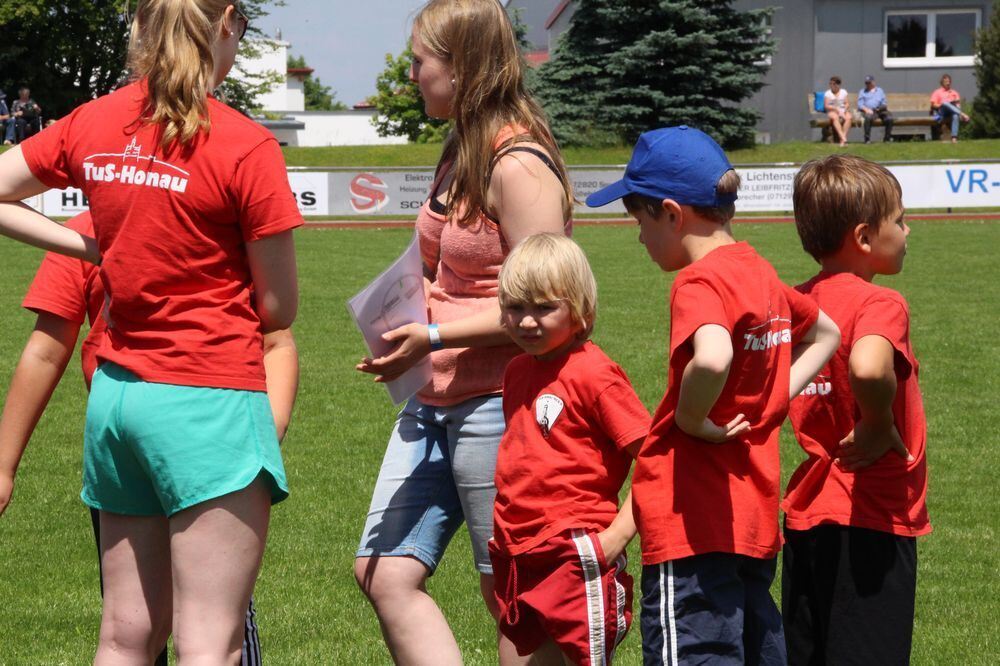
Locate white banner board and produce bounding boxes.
[287,171,330,216]
[22,163,1000,218]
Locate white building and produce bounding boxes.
[235,37,407,147]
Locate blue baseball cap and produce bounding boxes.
[586,126,737,209]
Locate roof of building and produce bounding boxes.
[545,0,573,29]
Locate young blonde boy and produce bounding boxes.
[586,126,840,665]
[783,155,930,664]
[490,233,651,665]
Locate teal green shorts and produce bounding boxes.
[82,362,289,517]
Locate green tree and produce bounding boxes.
[509,7,532,52]
[0,1,282,118]
[534,0,775,149]
[369,45,449,143]
[287,54,347,111]
[970,1,1000,138]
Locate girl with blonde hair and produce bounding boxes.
[0,1,301,662]
[354,1,574,663]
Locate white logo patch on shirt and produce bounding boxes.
[535,394,564,438]
[800,374,833,397]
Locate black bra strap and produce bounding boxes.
[482,146,563,224]
[430,145,564,223]
[490,146,562,180]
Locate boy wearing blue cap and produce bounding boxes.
[587,127,840,665]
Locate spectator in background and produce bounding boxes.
[9,87,42,144]
[930,74,970,143]
[857,75,894,144]
[824,76,851,147]
[0,93,9,144]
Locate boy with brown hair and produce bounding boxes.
[784,154,931,664]
[587,126,841,665]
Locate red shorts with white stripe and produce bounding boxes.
[489,529,634,665]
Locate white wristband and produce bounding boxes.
[427,323,444,351]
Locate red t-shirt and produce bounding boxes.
[22,212,104,389]
[493,341,651,556]
[21,81,303,391]
[784,272,930,537]
[633,242,819,565]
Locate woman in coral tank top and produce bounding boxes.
[353,1,574,663]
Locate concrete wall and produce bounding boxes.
[267,110,408,147]
[544,1,992,143]
[504,0,562,52]
[742,0,991,141]
[235,39,299,111]
[286,77,305,113]
[812,0,988,100]
[548,2,576,51]
[737,1,817,143]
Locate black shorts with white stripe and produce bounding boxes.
[639,553,786,666]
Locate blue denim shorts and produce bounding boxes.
[356,394,504,575]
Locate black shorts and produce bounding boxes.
[640,553,786,666]
[782,524,917,666]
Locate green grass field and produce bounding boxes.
[280,139,1000,167]
[0,221,997,664]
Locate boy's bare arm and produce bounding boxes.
[836,334,912,470]
[0,314,80,516]
[789,311,841,399]
[597,488,636,565]
[596,435,645,562]
[675,324,751,443]
[262,328,299,442]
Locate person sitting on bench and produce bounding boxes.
[930,74,970,143]
[857,75,894,144]
[7,87,42,144]
[824,76,851,147]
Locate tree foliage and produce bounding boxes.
[533,0,775,149]
[287,55,347,111]
[0,0,282,118]
[970,1,1000,138]
[369,46,449,143]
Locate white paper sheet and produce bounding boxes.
[347,232,432,404]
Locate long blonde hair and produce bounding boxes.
[127,0,233,148]
[414,0,573,225]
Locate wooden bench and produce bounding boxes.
[808,93,951,142]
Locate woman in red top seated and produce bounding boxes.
[353,1,574,663]
[0,1,300,662]
[930,73,971,142]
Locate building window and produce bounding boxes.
[884,9,980,67]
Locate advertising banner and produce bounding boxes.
[41,187,91,217]
[24,163,1000,218]
[288,171,330,216]
[891,164,1000,209]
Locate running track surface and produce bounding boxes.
[306,212,1000,229]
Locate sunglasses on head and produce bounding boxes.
[123,3,249,40]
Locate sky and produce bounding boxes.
[257,0,428,107]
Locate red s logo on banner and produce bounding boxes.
[350,173,389,213]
